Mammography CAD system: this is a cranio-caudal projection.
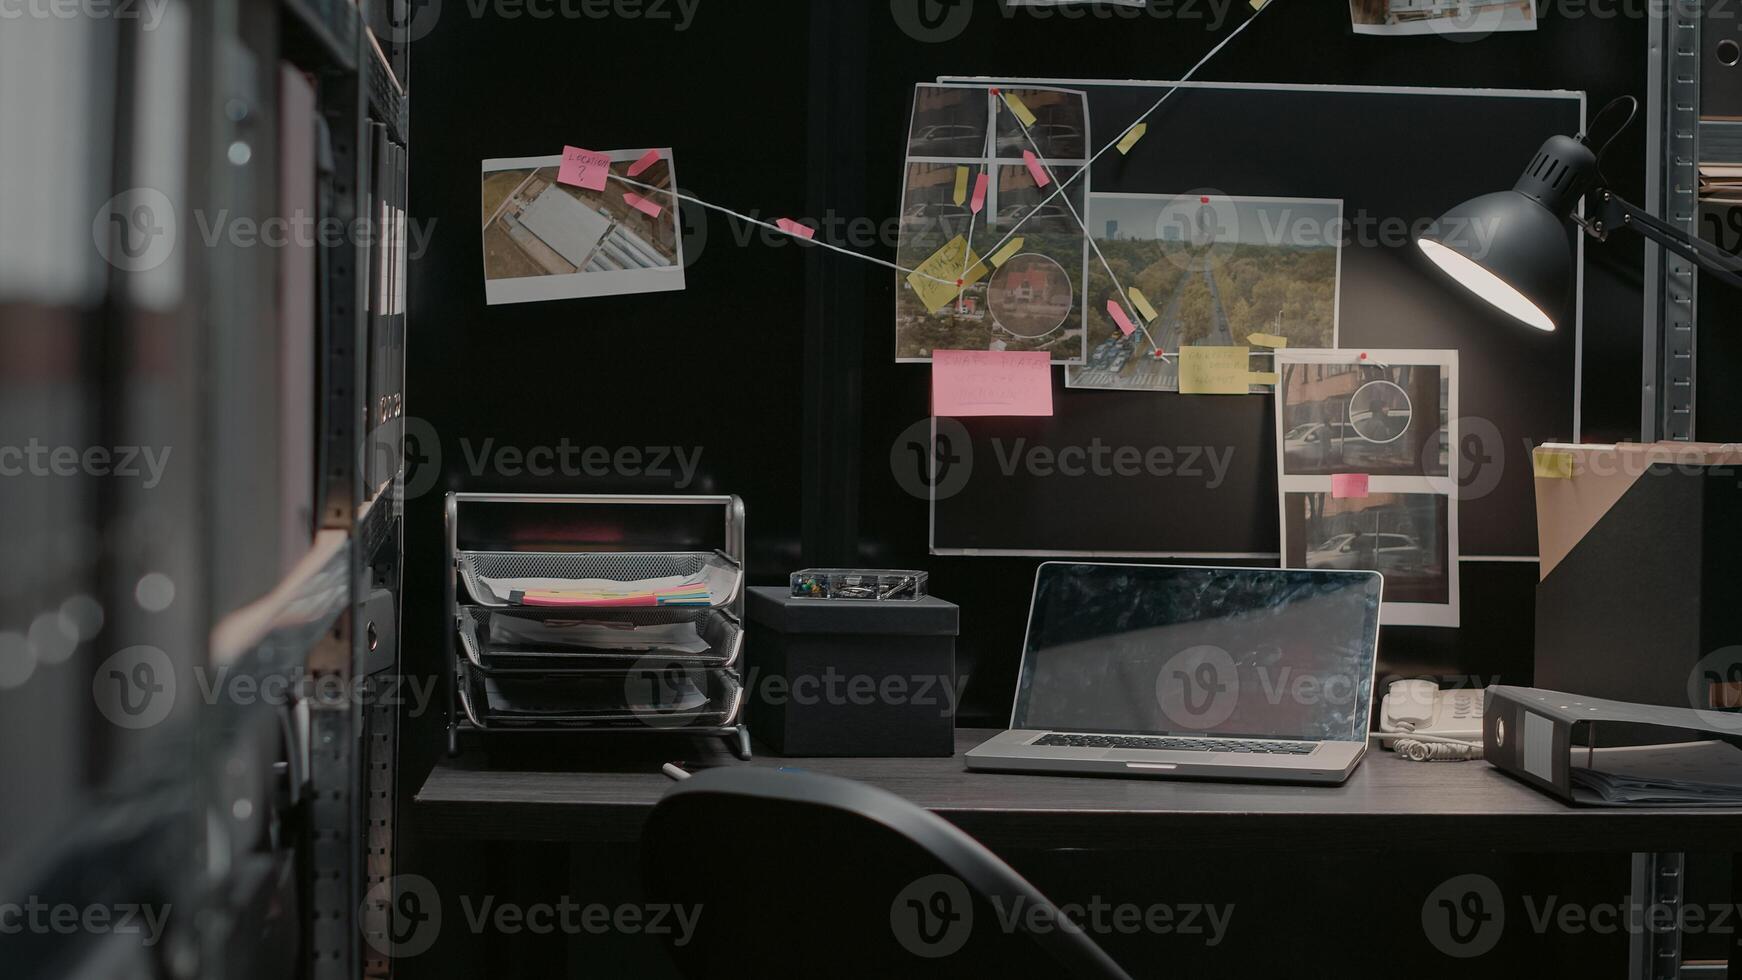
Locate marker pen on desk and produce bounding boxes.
[665,763,803,780]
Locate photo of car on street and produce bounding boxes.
[480,149,684,305]
[896,82,1091,363]
[1274,349,1459,628]
[906,85,990,159]
[1067,194,1341,392]
[1277,362,1449,478]
[1286,492,1450,605]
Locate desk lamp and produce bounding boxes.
[1417,96,1742,332]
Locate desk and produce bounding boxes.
[417,731,1742,978]
[417,729,1742,852]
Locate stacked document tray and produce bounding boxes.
[445,494,751,758]
[458,551,742,609]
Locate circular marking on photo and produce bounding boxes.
[987,253,1073,340]
[1349,380,1413,445]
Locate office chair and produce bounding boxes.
[641,767,1133,980]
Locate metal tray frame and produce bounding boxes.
[445,493,750,759]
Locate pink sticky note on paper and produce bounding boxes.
[776,218,816,240]
[1332,473,1371,500]
[970,173,989,214]
[559,146,612,191]
[1022,150,1050,188]
[623,192,664,218]
[1106,300,1137,337]
[932,350,1053,418]
[627,149,661,178]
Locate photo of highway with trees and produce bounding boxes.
[1068,194,1342,392]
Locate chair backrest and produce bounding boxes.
[640,767,1133,980]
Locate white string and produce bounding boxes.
[971,2,1275,271]
[611,172,960,287]
[599,2,1274,303]
[1007,100,1171,362]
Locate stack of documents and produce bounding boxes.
[508,581,712,608]
[485,615,710,654]
[1701,165,1742,204]
[1569,741,1742,807]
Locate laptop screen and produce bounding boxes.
[1012,564,1383,743]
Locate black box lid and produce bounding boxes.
[747,586,959,636]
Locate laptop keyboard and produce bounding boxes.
[1035,733,1317,755]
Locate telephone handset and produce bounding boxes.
[1378,680,1484,761]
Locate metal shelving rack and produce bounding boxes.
[1631,12,1708,980]
[1644,0,1702,443]
[275,2,409,978]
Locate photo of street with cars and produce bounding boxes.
[896,84,1090,362]
[1277,362,1449,478]
[1273,349,1459,628]
[1067,194,1341,391]
[1286,492,1450,605]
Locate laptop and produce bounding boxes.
[966,563,1384,785]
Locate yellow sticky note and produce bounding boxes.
[1534,450,1575,480]
[1179,347,1254,395]
[1128,287,1160,323]
[1248,371,1280,386]
[1002,91,1038,127]
[1247,333,1289,349]
[907,235,989,315]
[953,166,969,206]
[988,237,1025,268]
[1116,123,1148,155]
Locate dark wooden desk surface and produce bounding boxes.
[415,730,1742,852]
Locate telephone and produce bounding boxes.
[1377,680,1484,761]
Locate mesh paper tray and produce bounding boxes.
[457,606,743,674]
[456,660,745,731]
[457,550,743,610]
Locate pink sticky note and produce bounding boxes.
[559,146,612,191]
[623,192,664,218]
[627,149,661,178]
[1022,150,1050,189]
[932,350,1053,418]
[776,218,816,240]
[1332,473,1371,500]
[970,173,989,214]
[1106,300,1137,337]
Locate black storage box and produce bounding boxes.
[746,586,959,757]
[1533,445,1742,711]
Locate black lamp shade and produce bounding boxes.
[1417,134,1595,333]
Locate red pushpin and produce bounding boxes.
[1153,349,1167,360]
[956,279,965,287]
[1200,196,1211,204]
[991,87,1002,95]
[1359,352,1369,361]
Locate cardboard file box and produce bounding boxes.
[746,586,959,757]
[1533,443,1742,708]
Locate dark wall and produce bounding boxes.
[404,1,1659,741]
[398,3,1724,976]
[397,8,817,967]
[845,0,1653,723]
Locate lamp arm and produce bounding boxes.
[1588,188,1742,291]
